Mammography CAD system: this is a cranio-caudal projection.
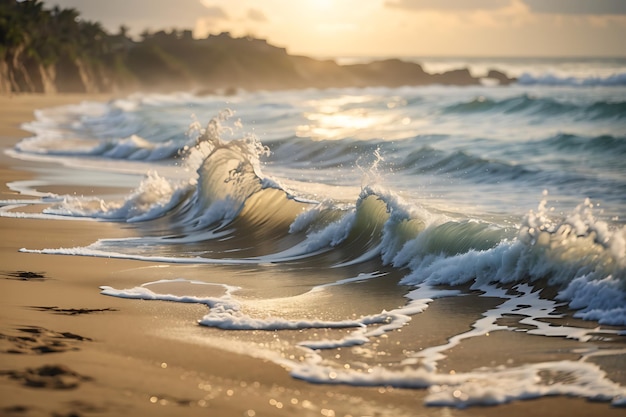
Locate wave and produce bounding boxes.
[16,97,194,161]
[9,85,626,408]
[395,144,626,204]
[15,133,184,161]
[394,196,626,325]
[23,110,626,328]
[33,211,625,408]
[44,191,626,330]
[442,94,626,121]
[401,146,534,181]
[16,109,626,408]
[517,71,626,87]
[262,134,626,205]
[267,135,383,170]
[542,133,626,156]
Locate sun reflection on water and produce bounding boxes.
[296,94,418,141]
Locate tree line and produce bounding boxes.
[0,0,310,93]
[1,0,508,94]
[1,0,111,64]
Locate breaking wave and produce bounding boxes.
[22,112,626,328]
[517,71,626,87]
[443,94,626,121]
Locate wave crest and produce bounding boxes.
[442,94,626,121]
[517,71,626,87]
[34,111,626,325]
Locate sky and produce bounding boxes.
[43,0,626,57]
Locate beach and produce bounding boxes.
[1,93,625,416]
[0,94,442,417]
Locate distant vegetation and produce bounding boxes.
[0,0,514,94]
[0,0,122,92]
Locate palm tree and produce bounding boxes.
[117,24,130,40]
[79,20,109,57]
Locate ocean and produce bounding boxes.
[3,56,626,408]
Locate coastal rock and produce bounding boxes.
[432,68,480,86]
[1,27,500,93]
[345,58,430,87]
[0,1,516,94]
[485,69,516,85]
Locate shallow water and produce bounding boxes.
[2,57,626,408]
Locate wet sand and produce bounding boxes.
[0,94,624,417]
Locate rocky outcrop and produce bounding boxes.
[431,68,479,86]
[0,54,121,94]
[1,35,516,94]
[485,69,516,86]
[2,45,37,93]
[1,2,516,95]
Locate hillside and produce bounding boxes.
[0,0,514,94]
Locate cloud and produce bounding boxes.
[42,0,222,33]
[386,0,626,15]
[45,0,208,21]
[385,0,511,11]
[523,0,626,15]
[247,8,268,22]
[316,22,357,34]
[203,5,229,21]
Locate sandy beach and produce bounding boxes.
[1,93,624,417]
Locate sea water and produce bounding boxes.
[3,57,626,408]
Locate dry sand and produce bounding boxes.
[0,93,624,417]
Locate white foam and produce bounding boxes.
[299,298,428,350]
[287,282,626,407]
[3,178,58,198]
[559,275,626,325]
[393,198,626,325]
[99,272,430,355]
[96,274,626,408]
[517,71,626,87]
[0,197,98,221]
[101,279,239,309]
[199,306,364,331]
[19,245,257,264]
[42,170,190,222]
[1,210,98,221]
[99,275,428,341]
[290,358,626,407]
[400,283,607,376]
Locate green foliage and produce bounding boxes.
[1,1,105,62]
[5,0,430,93]
[0,0,300,91]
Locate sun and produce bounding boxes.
[309,0,334,11]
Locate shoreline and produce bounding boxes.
[0,93,624,417]
[0,93,428,416]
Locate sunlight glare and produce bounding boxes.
[310,0,334,11]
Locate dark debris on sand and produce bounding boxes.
[3,271,46,281]
[30,306,118,316]
[0,326,92,355]
[0,364,92,389]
